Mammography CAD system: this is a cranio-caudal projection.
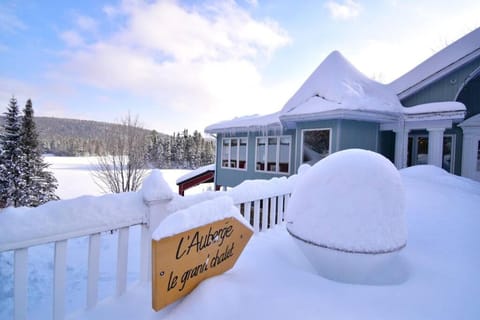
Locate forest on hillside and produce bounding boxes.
[0,116,216,169]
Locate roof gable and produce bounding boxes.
[280,51,403,117]
[390,27,480,98]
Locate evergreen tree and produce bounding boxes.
[20,99,59,206]
[0,97,25,207]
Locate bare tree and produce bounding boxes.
[92,114,149,193]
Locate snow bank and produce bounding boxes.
[142,169,175,203]
[287,149,407,253]
[152,196,252,240]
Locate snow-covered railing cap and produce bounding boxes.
[142,169,175,204]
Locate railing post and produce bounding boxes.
[87,233,101,309]
[116,227,129,296]
[53,240,67,320]
[14,248,28,320]
[141,170,175,283]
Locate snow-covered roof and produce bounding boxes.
[390,27,480,98]
[176,164,215,185]
[206,48,470,134]
[206,51,404,133]
[205,112,281,134]
[402,101,466,122]
[280,51,404,118]
[459,113,480,128]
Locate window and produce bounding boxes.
[407,134,456,173]
[256,136,291,174]
[302,129,331,165]
[477,141,480,172]
[256,137,266,171]
[221,138,247,170]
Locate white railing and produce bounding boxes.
[0,171,295,320]
[234,194,290,233]
[227,175,294,232]
[1,211,149,320]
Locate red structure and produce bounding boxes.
[176,168,219,196]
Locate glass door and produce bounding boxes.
[407,134,455,173]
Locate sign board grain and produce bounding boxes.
[152,217,253,311]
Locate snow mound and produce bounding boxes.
[142,169,175,203]
[281,51,403,116]
[152,196,252,240]
[286,149,407,253]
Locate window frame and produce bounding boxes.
[255,135,292,175]
[221,137,248,171]
[300,128,332,165]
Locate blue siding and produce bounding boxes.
[401,56,480,110]
[338,120,379,151]
[294,119,380,171]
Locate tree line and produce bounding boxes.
[146,129,215,169]
[1,116,217,170]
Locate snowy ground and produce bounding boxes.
[1,157,480,319]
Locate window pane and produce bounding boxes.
[303,130,330,165]
[477,141,480,171]
[416,137,428,165]
[230,139,238,168]
[267,137,278,172]
[239,138,247,169]
[442,136,453,172]
[279,137,290,173]
[222,139,230,167]
[256,138,266,171]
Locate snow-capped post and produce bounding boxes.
[141,170,175,283]
[286,149,408,285]
[150,196,253,311]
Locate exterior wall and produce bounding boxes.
[338,120,379,151]
[215,120,382,187]
[401,56,480,111]
[294,119,380,172]
[215,129,296,188]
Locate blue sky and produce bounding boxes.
[1,0,479,134]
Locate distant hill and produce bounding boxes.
[0,116,164,156]
[0,116,216,168]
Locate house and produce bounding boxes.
[205,28,480,188]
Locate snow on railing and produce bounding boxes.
[0,169,301,320]
[227,175,297,232]
[0,194,150,320]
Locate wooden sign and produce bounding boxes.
[152,217,253,311]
